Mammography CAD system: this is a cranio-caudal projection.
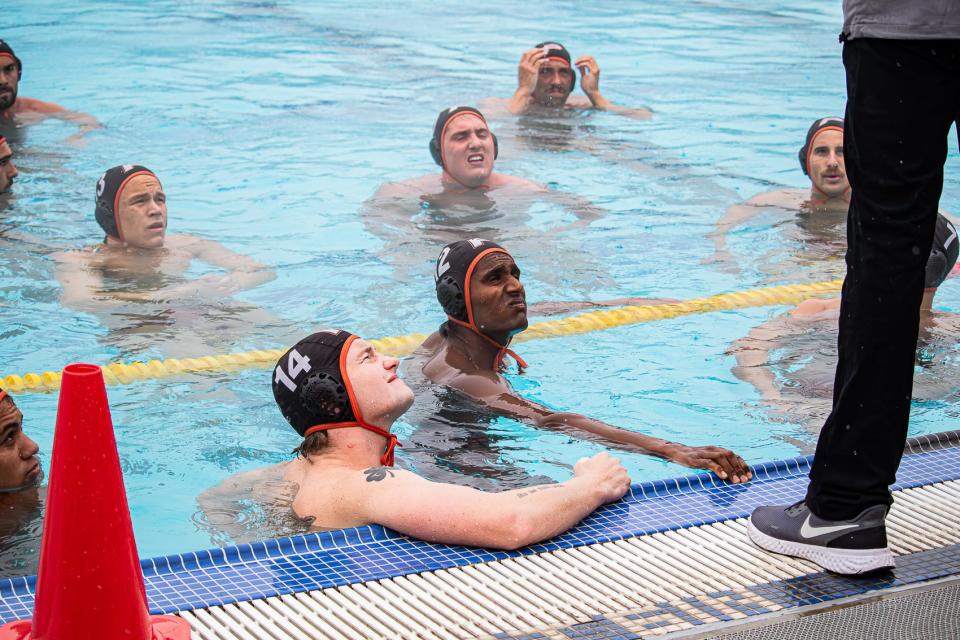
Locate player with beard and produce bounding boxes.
[0,40,101,144]
[406,238,753,484]
[493,42,651,120]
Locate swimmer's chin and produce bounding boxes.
[0,468,44,494]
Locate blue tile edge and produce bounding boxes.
[0,429,957,618]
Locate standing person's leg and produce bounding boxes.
[807,38,958,518]
[748,38,960,575]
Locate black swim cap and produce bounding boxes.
[434,239,528,371]
[0,41,22,78]
[429,106,498,168]
[799,117,843,176]
[94,165,160,241]
[272,330,399,465]
[535,41,571,65]
[435,238,509,323]
[925,214,959,290]
[534,42,575,91]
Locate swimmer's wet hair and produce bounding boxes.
[292,431,329,459]
[0,41,22,79]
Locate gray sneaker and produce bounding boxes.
[747,501,895,575]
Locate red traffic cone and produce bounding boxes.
[0,364,190,639]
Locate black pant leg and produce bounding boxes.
[805,38,960,520]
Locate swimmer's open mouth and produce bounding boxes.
[147,222,164,230]
[467,154,484,164]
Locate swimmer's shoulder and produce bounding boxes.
[790,297,841,318]
[747,189,807,210]
[375,175,443,200]
[488,173,542,191]
[564,96,594,109]
[54,245,105,267]
[12,97,65,115]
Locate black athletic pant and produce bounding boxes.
[805,38,960,520]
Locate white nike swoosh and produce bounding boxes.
[799,514,860,539]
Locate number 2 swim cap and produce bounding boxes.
[434,238,527,372]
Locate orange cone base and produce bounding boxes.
[0,614,190,639]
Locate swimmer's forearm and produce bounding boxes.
[537,411,675,457]
[585,90,613,110]
[493,478,607,547]
[507,89,532,114]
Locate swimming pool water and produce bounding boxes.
[1,0,958,574]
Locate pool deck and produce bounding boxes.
[1,431,957,638]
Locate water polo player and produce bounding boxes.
[53,165,281,357]
[499,41,651,119]
[0,39,101,143]
[406,238,753,483]
[200,330,632,550]
[0,135,17,193]
[710,116,851,268]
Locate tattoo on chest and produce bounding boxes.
[364,467,396,482]
[516,484,560,498]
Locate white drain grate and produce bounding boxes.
[179,480,960,640]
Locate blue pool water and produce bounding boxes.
[1,0,958,573]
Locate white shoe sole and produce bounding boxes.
[747,519,895,575]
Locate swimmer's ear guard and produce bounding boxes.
[925,214,959,290]
[0,41,22,79]
[799,117,844,176]
[429,106,498,168]
[535,41,576,92]
[94,164,159,241]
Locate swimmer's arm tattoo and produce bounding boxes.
[363,467,396,482]
[515,484,561,499]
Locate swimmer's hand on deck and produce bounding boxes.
[664,445,752,484]
[574,452,631,504]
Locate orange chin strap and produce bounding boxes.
[447,316,527,373]
[301,334,400,466]
[450,247,528,373]
[303,421,398,467]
